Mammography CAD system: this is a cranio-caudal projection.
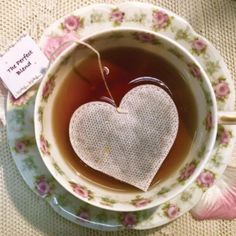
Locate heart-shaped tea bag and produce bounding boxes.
[69,84,179,191]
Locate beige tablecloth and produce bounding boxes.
[0,0,236,235]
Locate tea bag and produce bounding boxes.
[69,84,179,191]
[65,39,179,191]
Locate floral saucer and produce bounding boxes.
[6,2,236,230]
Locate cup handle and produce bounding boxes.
[218,111,236,125]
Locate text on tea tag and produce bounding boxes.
[0,34,49,98]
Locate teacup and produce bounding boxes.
[34,28,236,211]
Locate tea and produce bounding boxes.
[52,46,197,192]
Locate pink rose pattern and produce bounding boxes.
[43,32,77,59]
[213,79,230,101]
[179,162,196,182]
[10,91,33,106]
[40,135,50,155]
[42,76,55,101]
[73,184,88,198]
[197,170,215,188]
[188,63,202,80]
[163,204,180,219]
[131,198,151,208]
[15,140,27,153]
[219,130,231,145]
[133,32,157,44]
[77,208,90,222]
[70,182,93,200]
[35,176,52,198]
[192,38,207,54]
[122,213,137,228]
[110,9,125,25]
[205,111,213,130]
[14,137,33,153]
[217,127,232,146]
[152,10,170,30]
[62,16,84,32]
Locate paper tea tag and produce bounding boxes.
[0,34,49,98]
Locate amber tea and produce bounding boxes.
[52,46,197,192]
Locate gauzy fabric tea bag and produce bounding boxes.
[69,84,179,191]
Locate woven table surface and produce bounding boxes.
[0,0,236,235]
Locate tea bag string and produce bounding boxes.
[46,38,122,111]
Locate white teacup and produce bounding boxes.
[34,28,236,211]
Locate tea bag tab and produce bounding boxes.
[69,84,179,191]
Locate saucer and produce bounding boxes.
[6,2,236,230]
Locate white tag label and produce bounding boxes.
[0,34,49,98]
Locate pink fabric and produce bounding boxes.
[191,166,236,220]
